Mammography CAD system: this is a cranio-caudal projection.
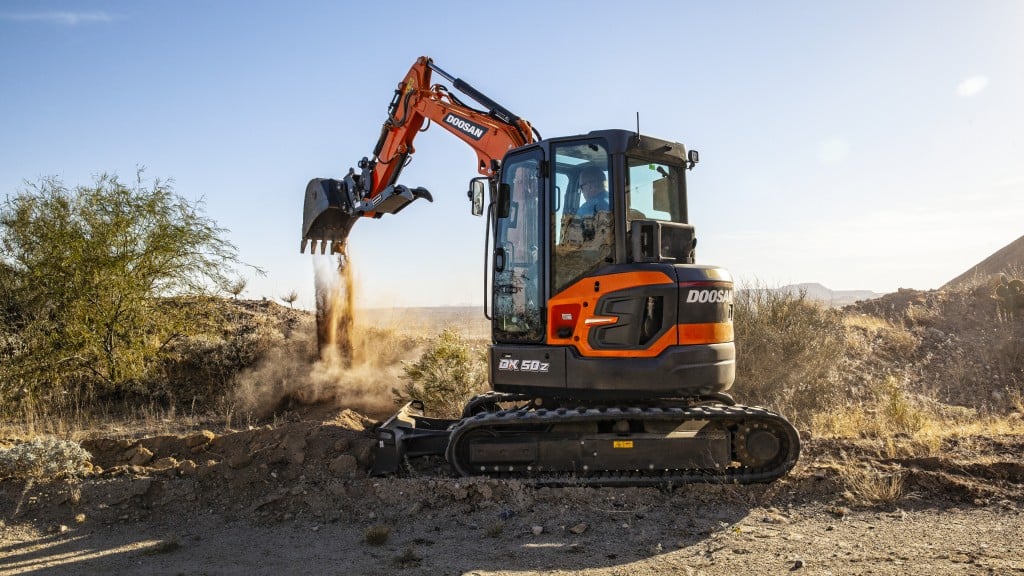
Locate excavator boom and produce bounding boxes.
[301,56,536,254]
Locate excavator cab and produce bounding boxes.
[484,129,730,401]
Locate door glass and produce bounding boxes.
[552,141,611,294]
[493,150,544,343]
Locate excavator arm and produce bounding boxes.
[301,56,538,254]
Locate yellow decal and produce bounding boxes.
[613,440,634,449]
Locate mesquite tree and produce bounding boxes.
[0,171,256,413]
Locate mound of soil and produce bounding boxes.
[845,286,1024,410]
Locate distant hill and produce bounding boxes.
[776,283,884,307]
[943,234,1024,289]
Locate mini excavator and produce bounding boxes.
[301,57,799,485]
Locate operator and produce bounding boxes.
[577,166,610,216]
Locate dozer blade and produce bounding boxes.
[301,178,359,254]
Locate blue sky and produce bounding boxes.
[2,1,1021,309]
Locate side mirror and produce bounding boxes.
[468,178,486,216]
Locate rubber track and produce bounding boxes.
[445,404,800,486]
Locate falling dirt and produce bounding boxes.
[314,245,355,365]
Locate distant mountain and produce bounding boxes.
[776,283,884,307]
[943,234,1024,289]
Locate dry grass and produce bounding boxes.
[840,462,905,505]
[843,314,892,332]
[903,303,939,328]
[843,313,918,361]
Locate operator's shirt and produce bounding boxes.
[579,195,610,216]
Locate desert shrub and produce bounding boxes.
[903,303,939,327]
[0,437,92,480]
[873,377,926,434]
[840,463,904,505]
[0,172,259,418]
[732,284,848,424]
[994,274,1024,315]
[393,328,488,418]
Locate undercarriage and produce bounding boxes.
[373,393,800,486]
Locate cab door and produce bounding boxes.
[492,148,545,344]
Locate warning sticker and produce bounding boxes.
[613,440,634,449]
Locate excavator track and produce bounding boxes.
[444,404,800,486]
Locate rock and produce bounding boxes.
[532,526,543,536]
[127,446,154,466]
[569,522,588,535]
[197,460,220,479]
[351,440,374,466]
[329,455,358,476]
[333,438,351,452]
[790,559,804,571]
[827,506,849,519]
[178,460,197,475]
[476,483,493,500]
[151,457,178,471]
[185,430,216,448]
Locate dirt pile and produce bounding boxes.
[4,410,1022,539]
[844,285,1023,410]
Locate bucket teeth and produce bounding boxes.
[300,238,309,254]
[320,240,327,255]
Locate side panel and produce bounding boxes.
[504,263,735,400]
[490,345,566,393]
[546,269,679,358]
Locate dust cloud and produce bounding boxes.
[232,248,421,420]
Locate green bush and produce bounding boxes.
[0,172,258,417]
[393,328,488,418]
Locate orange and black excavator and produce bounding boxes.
[302,57,799,485]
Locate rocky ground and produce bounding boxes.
[2,405,1023,575]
